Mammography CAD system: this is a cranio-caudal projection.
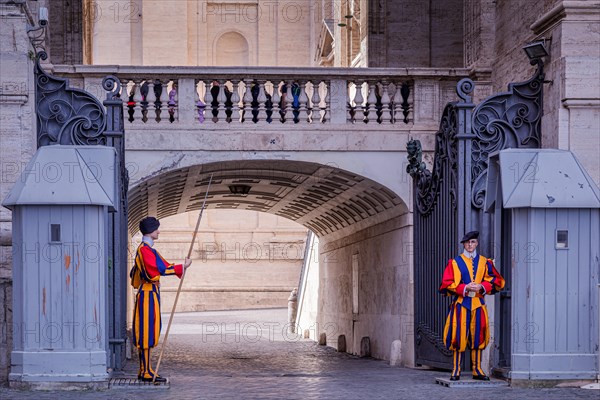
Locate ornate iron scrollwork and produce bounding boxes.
[470,60,544,208]
[35,51,108,146]
[406,101,463,215]
[102,75,122,102]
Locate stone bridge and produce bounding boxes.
[55,64,471,364]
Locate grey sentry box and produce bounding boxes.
[2,145,117,383]
[485,148,600,381]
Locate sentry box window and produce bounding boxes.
[50,224,61,243]
[556,230,568,249]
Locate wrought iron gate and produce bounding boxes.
[35,52,129,370]
[407,60,545,369]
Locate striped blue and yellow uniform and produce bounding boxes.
[439,254,505,378]
[132,242,183,349]
[130,241,183,379]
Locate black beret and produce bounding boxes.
[460,230,479,243]
[139,217,160,235]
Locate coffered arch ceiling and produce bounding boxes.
[128,160,407,238]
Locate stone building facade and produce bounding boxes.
[0,0,599,385]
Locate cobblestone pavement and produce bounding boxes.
[1,308,598,400]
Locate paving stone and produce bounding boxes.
[0,308,598,400]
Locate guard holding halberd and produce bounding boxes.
[130,217,192,382]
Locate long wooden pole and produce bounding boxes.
[153,173,213,383]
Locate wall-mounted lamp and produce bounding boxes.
[27,6,49,52]
[228,185,251,195]
[523,41,549,62]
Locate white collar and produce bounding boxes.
[142,236,154,247]
[462,249,477,259]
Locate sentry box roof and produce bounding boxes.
[485,149,600,210]
[2,145,117,211]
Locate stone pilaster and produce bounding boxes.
[531,0,600,185]
[464,0,495,103]
[0,0,37,384]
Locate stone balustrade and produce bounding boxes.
[53,65,470,131]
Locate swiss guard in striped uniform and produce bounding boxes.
[130,217,192,382]
[439,231,505,381]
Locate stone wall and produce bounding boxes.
[493,0,559,91]
[317,213,414,366]
[493,0,599,185]
[0,279,11,385]
[89,0,313,66]
[47,0,83,64]
[0,1,38,384]
[128,210,307,319]
[368,0,463,68]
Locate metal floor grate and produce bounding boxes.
[435,377,509,388]
[109,376,170,389]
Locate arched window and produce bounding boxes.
[215,32,249,66]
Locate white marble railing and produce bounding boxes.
[54,65,470,129]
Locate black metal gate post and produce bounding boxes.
[407,57,545,371]
[102,77,128,371]
[406,78,476,369]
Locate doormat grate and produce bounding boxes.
[435,377,509,388]
[109,376,170,389]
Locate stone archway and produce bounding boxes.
[126,159,415,365]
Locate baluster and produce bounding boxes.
[286,80,296,123]
[391,82,401,124]
[145,80,157,123]
[278,81,289,123]
[400,82,411,124]
[242,79,253,124]
[195,81,204,123]
[230,79,241,124]
[310,81,321,123]
[353,81,364,124]
[322,81,330,123]
[168,81,178,123]
[365,81,378,124]
[132,80,144,124]
[204,79,214,123]
[380,81,392,125]
[157,79,169,123]
[141,80,151,123]
[271,82,280,124]
[346,82,354,123]
[124,80,135,123]
[297,80,309,124]
[256,80,267,123]
[217,80,227,123]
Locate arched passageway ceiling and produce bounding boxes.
[128,160,407,237]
